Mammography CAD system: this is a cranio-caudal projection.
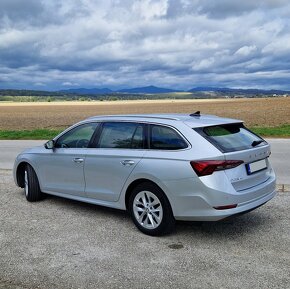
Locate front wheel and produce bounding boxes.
[24,164,42,202]
[129,182,175,236]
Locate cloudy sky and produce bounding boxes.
[0,0,290,90]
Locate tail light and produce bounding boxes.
[190,160,244,177]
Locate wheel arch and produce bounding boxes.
[15,162,28,188]
[15,161,39,188]
[124,178,172,211]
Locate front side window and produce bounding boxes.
[55,123,98,148]
[97,122,144,149]
[150,125,188,150]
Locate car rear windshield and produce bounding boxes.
[194,123,267,153]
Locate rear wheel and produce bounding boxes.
[129,182,175,236]
[24,164,42,202]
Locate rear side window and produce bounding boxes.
[97,122,144,149]
[195,123,267,153]
[150,125,187,150]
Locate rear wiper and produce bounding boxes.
[252,140,264,147]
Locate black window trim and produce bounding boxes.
[88,122,103,148]
[53,120,191,151]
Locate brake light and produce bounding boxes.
[190,160,244,176]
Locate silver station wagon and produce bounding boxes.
[14,113,276,235]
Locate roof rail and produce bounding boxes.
[87,115,180,121]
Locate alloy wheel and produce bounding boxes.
[133,190,163,229]
[24,170,28,197]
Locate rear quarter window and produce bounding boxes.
[150,125,188,150]
[195,123,267,153]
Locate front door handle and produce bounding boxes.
[73,158,84,163]
[121,160,135,166]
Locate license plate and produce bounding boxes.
[246,159,267,175]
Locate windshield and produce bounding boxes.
[194,123,267,153]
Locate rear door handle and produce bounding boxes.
[73,158,84,163]
[121,160,135,166]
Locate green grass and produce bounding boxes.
[0,125,289,140]
[0,129,62,140]
[250,124,290,138]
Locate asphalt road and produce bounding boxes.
[267,139,290,185]
[0,139,289,184]
[0,140,45,171]
[0,170,289,289]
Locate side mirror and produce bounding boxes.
[44,140,55,149]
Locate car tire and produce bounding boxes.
[24,164,42,202]
[129,182,175,236]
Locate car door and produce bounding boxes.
[38,122,98,196]
[84,122,146,202]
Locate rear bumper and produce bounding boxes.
[163,174,276,221]
[174,189,276,221]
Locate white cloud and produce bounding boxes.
[0,0,290,90]
[262,36,290,54]
[62,82,79,86]
[34,82,45,86]
[132,0,169,20]
[235,45,257,57]
[192,57,215,70]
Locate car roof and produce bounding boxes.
[86,113,242,128]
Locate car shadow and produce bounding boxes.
[175,209,274,238]
[42,193,274,238]
[43,193,128,219]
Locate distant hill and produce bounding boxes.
[188,87,290,95]
[60,87,113,94]
[188,87,225,92]
[59,85,180,94]
[0,86,289,101]
[119,85,180,94]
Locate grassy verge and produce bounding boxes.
[0,129,62,140]
[250,124,290,138]
[0,125,289,140]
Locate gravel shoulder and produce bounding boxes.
[0,170,289,289]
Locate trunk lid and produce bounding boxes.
[224,144,272,191]
[194,122,273,191]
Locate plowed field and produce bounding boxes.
[0,98,289,130]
